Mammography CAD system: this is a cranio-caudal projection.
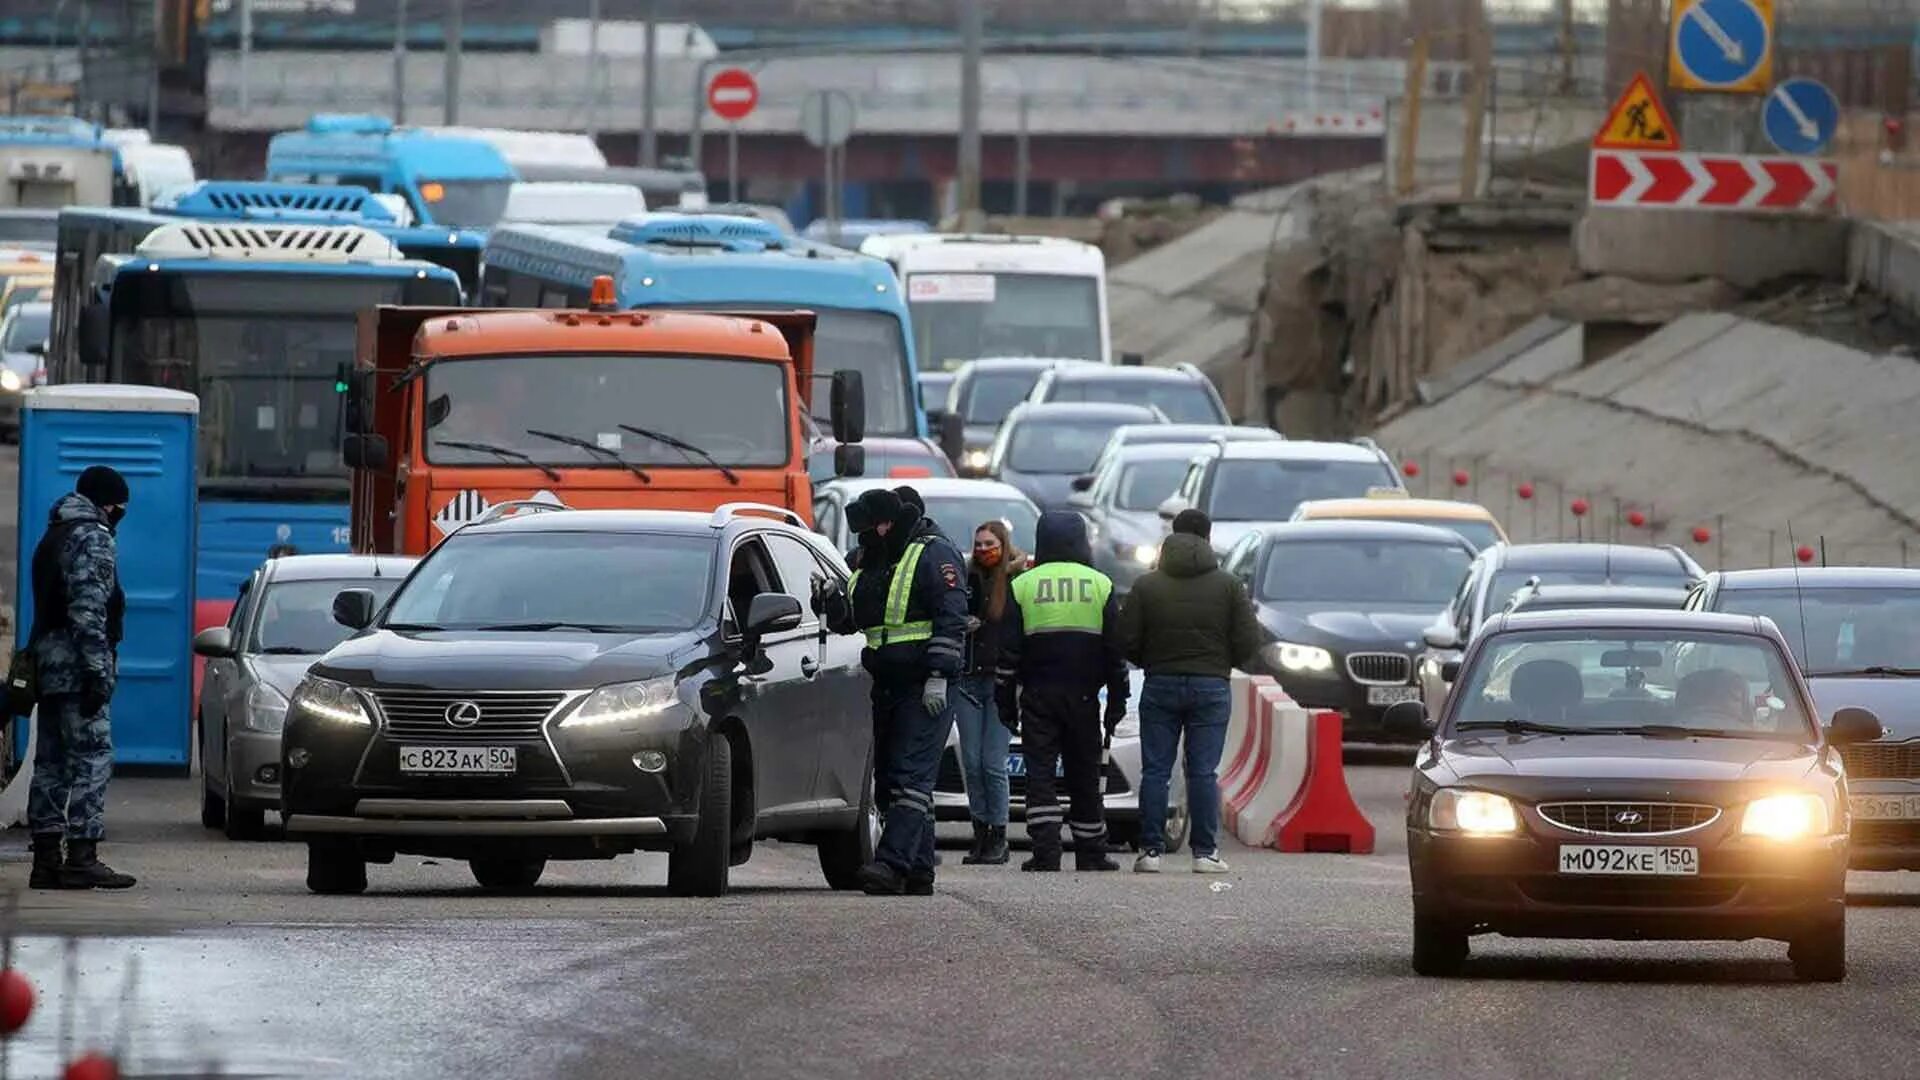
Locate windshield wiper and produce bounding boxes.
[256,646,315,655]
[1456,718,1588,736]
[1620,724,1770,740]
[1806,666,1920,678]
[619,424,740,485]
[475,621,624,632]
[432,440,562,482]
[526,429,653,483]
[382,622,446,632]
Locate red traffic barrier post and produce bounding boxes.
[1273,711,1376,854]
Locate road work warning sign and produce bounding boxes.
[1593,72,1681,151]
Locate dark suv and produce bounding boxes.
[281,504,875,897]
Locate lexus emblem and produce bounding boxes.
[445,701,483,728]
[1614,810,1644,825]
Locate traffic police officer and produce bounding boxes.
[996,510,1129,872]
[823,488,969,895]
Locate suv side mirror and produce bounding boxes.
[78,302,110,368]
[1070,474,1095,493]
[830,369,866,444]
[1157,495,1187,521]
[192,626,236,659]
[1423,625,1460,650]
[1383,700,1435,739]
[332,588,377,631]
[25,341,46,356]
[342,433,390,471]
[833,443,865,479]
[1440,659,1462,684]
[1827,706,1883,746]
[745,592,803,638]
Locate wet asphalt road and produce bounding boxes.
[1,769,1919,1080]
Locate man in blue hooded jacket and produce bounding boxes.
[996,510,1129,872]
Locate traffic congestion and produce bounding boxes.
[2,105,1920,1078]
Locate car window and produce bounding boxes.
[963,370,1044,425]
[1370,515,1501,552]
[1452,629,1813,740]
[1006,420,1130,474]
[725,538,782,632]
[227,574,257,636]
[1048,378,1221,424]
[815,498,844,549]
[1116,460,1190,511]
[1260,540,1471,606]
[255,578,404,654]
[764,533,829,625]
[385,531,715,632]
[1487,567,1693,618]
[926,496,1038,553]
[1710,586,1920,673]
[1205,459,1400,522]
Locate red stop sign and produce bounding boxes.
[708,68,760,123]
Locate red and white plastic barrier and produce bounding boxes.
[1271,709,1375,854]
[1215,671,1376,854]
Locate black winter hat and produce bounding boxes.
[846,488,903,534]
[1170,508,1212,539]
[893,485,924,512]
[77,465,129,508]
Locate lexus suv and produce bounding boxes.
[281,505,876,897]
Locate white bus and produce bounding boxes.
[861,233,1113,371]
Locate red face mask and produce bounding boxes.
[974,545,1003,569]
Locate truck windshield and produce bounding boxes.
[416,178,512,229]
[423,353,790,468]
[111,271,461,489]
[812,309,914,437]
[910,273,1101,369]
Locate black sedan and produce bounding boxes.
[1395,608,1879,981]
[1220,521,1477,737]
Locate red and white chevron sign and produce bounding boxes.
[1590,149,1838,213]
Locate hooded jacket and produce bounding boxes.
[30,493,125,698]
[1117,531,1260,679]
[996,511,1128,707]
[830,503,970,683]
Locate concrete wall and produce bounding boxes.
[1848,221,1920,325]
[1575,208,1851,288]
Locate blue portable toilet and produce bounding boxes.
[14,386,198,771]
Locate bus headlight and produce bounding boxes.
[1741,794,1829,841]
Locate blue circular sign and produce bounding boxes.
[1764,77,1840,155]
[1675,0,1769,87]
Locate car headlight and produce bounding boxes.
[963,449,991,471]
[1429,789,1519,835]
[561,675,681,729]
[1741,794,1829,841]
[290,676,371,727]
[1264,641,1334,673]
[243,682,291,734]
[0,370,20,392]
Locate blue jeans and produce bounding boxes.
[951,674,1010,826]
[1138,674,1231,857]
[873,677,957,879]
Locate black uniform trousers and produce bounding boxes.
[1019,683,1106,852]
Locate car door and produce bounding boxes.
[200,569,260,786]
[766,532,871,812]
[723,532,822,819]
[1420,561,1480,716]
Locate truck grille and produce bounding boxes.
[1840,742,1920,780]
[1538,802,1721,835]
[1345,652,1411,685]
[372,689,568,742]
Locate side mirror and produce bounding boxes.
[25,342,46,356]
[191,626,236,659]
[830,369,866,444]
[1070,474,1095,492]
[1423,625,1460,650]
[1119,351,1145,367]
[1383,700,1436,739]
[1827,706,1884,746]
[78,303,110,368]
[331,588,377,631]
[939,411,965,464]
[342,433,390,471]
[1440,659,1462,684]
[1157,496,1187,521]
[833,442,865,479]
[745,592,804,638]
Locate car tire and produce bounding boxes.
[200,780,227,830]
[222,772,265,842]
[1789,910,1846,982]
[470,857,547,891]
[817,747,877,890]
[1411,908,1468,977]
[306,841,368,896]
[1163,799,1191,854]
[667,734,732,898]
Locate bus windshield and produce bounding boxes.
[111,271,460,488]
[909,273,1101,369]
[423,354,790,468]
[416,178,512,229]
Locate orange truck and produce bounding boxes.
[345,279,864,554]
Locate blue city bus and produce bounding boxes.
[47,212,464,613]
[479,214,924,438]
[266,114,516,233]
[153,180,487,295]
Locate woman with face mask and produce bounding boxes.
[954,519,1024,865]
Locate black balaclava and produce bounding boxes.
[76,465,130,530]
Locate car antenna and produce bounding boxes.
[1786,521,1814,667]
[1819,535,1828,569]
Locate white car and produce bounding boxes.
[812,476,1040,555]
[935,666,1191,852]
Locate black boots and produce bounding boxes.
[961,821,988,863]
[1075,844,1121,872]
[962,820,1010,865]
[28,833,63,890]
[1022,825,1062,872]
[60,840,136,890]
[857,860,906,895]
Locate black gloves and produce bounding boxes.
[1103,698,1127,739]
[809,576,839,616]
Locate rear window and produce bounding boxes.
[1047,377,1222,424]
[1008,420,1129,474]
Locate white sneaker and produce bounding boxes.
[1133,852,1162,874]
[1192,853,1230,874]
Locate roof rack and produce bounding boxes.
[134,222,404,263]
[471,499,571,527]
[709,502,806,529]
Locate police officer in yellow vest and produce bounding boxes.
[823,488,970,895]
[995,510,1130,872]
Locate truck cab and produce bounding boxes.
[347,280,863,555]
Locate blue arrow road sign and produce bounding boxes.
[1764,77,1840,155]
[1675,0,1769,88]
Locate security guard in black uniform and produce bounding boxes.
[822,488,969,895]
[996,510,1129,872]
